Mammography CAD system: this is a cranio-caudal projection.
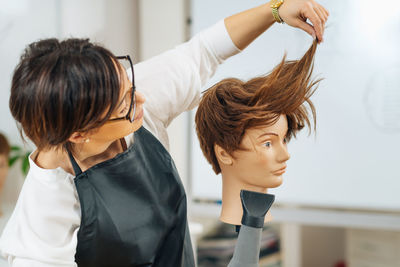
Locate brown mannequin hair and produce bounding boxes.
[195,41,321,174]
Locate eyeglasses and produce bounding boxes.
[107,55,136,123]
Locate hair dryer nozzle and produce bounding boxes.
[240,190,275,228]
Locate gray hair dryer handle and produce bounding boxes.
[227,190,275,267]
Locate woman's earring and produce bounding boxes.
[84,138,90,143]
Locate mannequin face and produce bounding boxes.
[228,114,290,189]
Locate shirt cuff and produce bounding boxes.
[201,19,241,61]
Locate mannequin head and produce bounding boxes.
[195,41,320,224]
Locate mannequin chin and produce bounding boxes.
[217,115,290,225]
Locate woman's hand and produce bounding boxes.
[224,0,329,50]
[278,0,329,43]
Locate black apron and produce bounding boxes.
[68,127,195,267]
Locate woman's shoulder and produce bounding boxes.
[0,154,80,263]
[13,153,80,226]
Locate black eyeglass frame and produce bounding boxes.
[107,55,136,123]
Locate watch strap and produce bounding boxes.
[271,0,284,24]
[272,7,283,23]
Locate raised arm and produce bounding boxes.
[136,0,329,149]
[225,0,329,50]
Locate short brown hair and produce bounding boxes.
[0,133,10,156]
[9,38,123,151]
[195,41,320,174]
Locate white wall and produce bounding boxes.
[138,0,188,61]
[60,0,139,60]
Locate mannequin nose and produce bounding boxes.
[278,145,290,163]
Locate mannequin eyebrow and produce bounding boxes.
[258,132,278,139]
[258,130,288,139]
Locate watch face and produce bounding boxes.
[271,0,284,8]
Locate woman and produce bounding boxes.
[0,1,328,266]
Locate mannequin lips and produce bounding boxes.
[273,166,286,175]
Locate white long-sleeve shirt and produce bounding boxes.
[0,20,240,267]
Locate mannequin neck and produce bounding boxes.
[220,171,272,225]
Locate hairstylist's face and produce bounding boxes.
[87,63,146,143]
[231,114,290,189]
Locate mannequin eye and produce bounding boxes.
[264,141,272,147]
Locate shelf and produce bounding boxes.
[191,203,400,231]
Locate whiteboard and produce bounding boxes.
[190,0,400,211]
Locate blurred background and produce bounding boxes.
[0,0,399,267]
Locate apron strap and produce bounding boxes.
[67,149,83,175]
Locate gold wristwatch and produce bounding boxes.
[270,0,284,23]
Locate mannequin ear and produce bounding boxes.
[214,144,233,166]
[68,132,89,144]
